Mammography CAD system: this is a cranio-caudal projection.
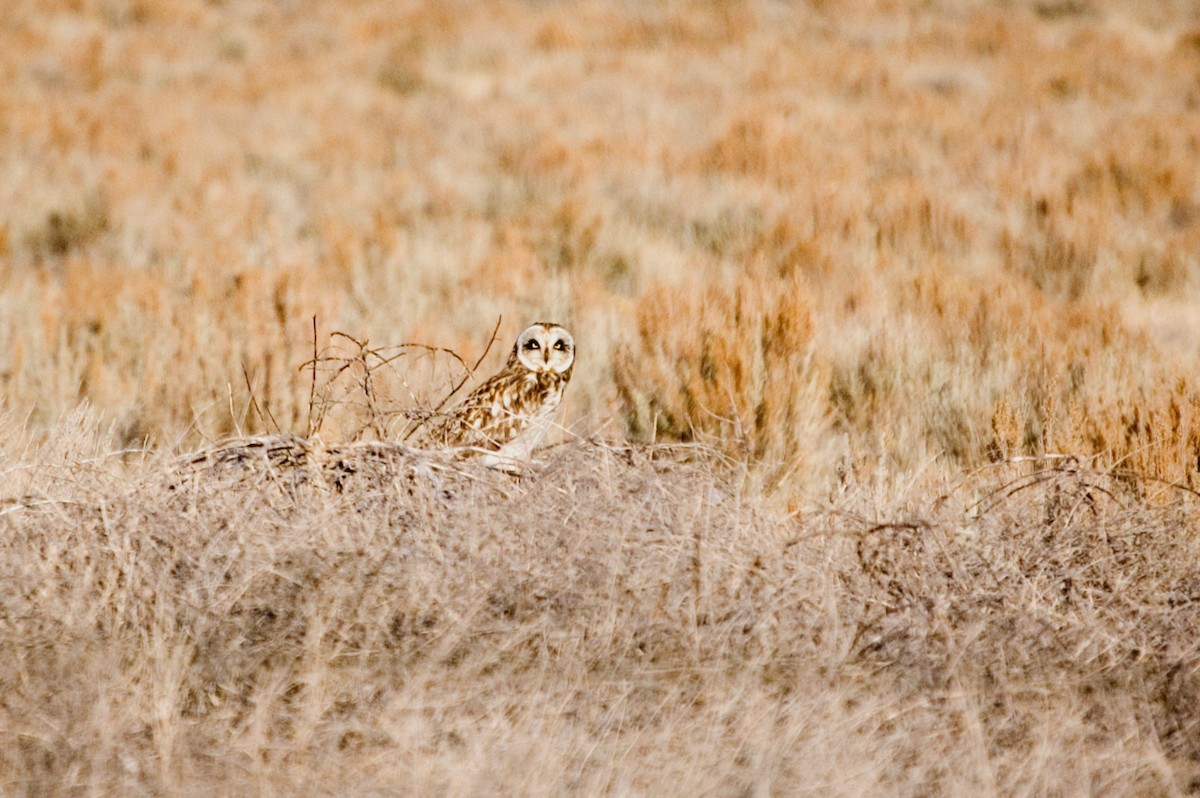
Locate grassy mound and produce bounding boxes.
[2,415,1198,795]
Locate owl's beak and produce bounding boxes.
[543,349,550,364]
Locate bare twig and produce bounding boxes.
[402,315,502,442]
[241,362,281,434]
[292,323,496,444]
[438,314,503,411]
[308,315,319,436]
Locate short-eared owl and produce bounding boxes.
[427,322,574,471]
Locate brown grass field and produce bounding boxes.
[3,0,1200,794]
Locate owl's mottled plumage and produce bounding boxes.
[426,322,575,470]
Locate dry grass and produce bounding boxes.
[4,0,1197,485]
[3,414,1200,795]
[4,0,1200,793]
[614,272,829,492]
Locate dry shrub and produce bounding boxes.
[866,187,976,260]
[699,110,819,188]
[614,247,1200,495]
[296,321,506,444]
[606,2,757,51]
[5,256,343,447]
[1001,199,1097,301]
[614,274,828,490]
[22,194,111,260]
[843,459,1200,793]
[3,415,1200,794]
[965,289,1200,487]
[1059,377,1198,488]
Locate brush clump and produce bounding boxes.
[614,273,829,490]
[3,417,1200,795]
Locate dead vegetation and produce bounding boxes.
[3,0,1197,474]
[614,272,829,491]
[3,0,1200,793]
[3,416,1200,795]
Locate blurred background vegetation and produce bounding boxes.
[1,0,1198,493]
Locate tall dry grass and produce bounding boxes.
[3,413,1200,795]
[614,272,829,491]
[4,0,1197,493]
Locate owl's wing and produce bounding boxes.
[437,369,537,450]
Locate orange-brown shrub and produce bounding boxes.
[614,274,828,489]
[617,254,1200,494]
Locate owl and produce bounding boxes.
[424,322,575,471]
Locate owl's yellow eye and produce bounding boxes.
[553,340,566,351]
[524,340,540,350]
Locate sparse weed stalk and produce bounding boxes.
[288,318,503,444]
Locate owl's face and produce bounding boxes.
[512,322,575,374]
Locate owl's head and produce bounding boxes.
[511,322,575,375]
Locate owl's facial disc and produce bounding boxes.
[515,323,574,374]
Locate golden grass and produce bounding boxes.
[3,0,1200,792]
[2,1,1197,484]
[614,272,829,491]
